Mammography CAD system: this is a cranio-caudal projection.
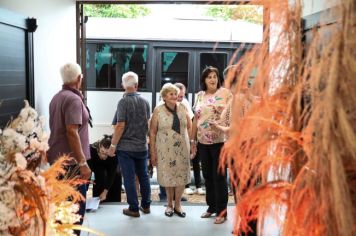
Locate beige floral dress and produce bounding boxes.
[155,104,190,187]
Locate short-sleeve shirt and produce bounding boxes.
[193,87,232,145]
[114,92,150,152]
[47,89,90,164]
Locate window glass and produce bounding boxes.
[161,52,189,88]
[86,43,148,90]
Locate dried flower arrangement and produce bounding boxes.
[0,101,100,236]
[221,0,356,235]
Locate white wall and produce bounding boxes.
[302,0,339,16]
[87,91,153,143]
[0,0,76,129]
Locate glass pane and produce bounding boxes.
[161,52,189,88]
[86,43,148,90]
[200,53,227,85]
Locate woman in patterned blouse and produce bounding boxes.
[191,66,232,224]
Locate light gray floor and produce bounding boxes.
[81,204,236,236]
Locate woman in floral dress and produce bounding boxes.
[191,66,232,224]
[150,83,192,218]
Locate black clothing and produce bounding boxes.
[88,145,122,202]
[198,142,228,216]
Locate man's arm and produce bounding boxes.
[66,124,91,179]
[108,121,125,156]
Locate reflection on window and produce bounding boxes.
[200,52,227,85]
[161,52,189,88]
[86,43,148,90]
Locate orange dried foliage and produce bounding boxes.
[42,156,86,204]
[221,0,356,235]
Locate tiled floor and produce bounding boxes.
[81,203,237,236]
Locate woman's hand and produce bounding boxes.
[150,152,157,166]
[150,147,157,166]
[99,189,108,201]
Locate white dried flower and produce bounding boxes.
[15,153,27,170]
[29,139,49,152]
[36,175,46,190]
[22,120,36,135]
[0,185,16,208]
[39,116,46,128]
[0,202,19,231]
[18,101,38,121]
[1,128,27,152]
[0,160,16,185]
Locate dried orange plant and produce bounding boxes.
[221,0,356,235]
[0,101,101,236]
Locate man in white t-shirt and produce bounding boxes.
[174,83,194,120]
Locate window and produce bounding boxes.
[86,43,148,90]
[160,51,189,88]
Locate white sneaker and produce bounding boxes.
[197,188,206,195]
[184,188,194,195]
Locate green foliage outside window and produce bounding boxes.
[84,4,151,18]
[205,5,263,24]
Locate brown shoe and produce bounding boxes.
[139,206,150,214]
[214,216,227,224]
[201,212,214,218]
[123,208,140,217]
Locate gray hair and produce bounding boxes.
[174,82,186,93]
[60,63,82,84]
[160,83,180,99]
[122,71,138,88]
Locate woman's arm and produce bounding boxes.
[186,111,192,137]
[149,109,159,166]
[190,116,198,157]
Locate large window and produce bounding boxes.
[86,43,148,90]
[160,51,189,88]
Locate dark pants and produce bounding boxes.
[198,142,228,216]
[117,150,151,212]
[159,185,167,200]
[185,149,202,189]
[191,149,202,188]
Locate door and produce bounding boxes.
[154,47,229,108]
[0,8,35,128]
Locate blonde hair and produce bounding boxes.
[160,83,180,100]
[60,63,82,84]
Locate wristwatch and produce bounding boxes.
[190,139,196,144]
[78,160,88,167]
[110,143,116,148]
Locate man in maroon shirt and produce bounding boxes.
[48,62,91,235]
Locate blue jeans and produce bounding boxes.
[159,185,167,201]
[117,150,151,211]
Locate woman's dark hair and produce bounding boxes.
[99,134,112,149]
[200,66,221,91]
